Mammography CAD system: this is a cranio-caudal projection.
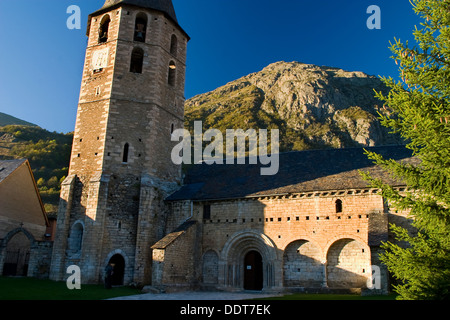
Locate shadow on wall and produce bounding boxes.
[283,240,324,288]
[1,229,31,277]
[49,174,143,285]
[199,207,373,292]
[280,237,371,289]
[326,238,370,288]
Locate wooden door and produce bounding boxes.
[244,251,263,290]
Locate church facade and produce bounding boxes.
[49,0,412,294]
[155,147,413,294]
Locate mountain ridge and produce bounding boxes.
[185,61,403,151]
[0,112,38,127]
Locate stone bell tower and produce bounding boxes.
[50,0,189,285]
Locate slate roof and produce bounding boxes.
[0,159,27,184]
[151,220,197,249]
[97,0,178,22]
[166,146,415,202]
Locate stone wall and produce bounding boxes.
[161,189,392,293]
[28,241,53,279]
[152,221,200,292]
[283,240,323,287]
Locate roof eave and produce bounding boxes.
[24,160,49,227]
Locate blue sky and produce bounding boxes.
[0,0,421,133]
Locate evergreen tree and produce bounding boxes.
[362,0,450,300]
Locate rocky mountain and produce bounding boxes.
[185,61,403,152]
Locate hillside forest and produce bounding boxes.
[0,125,73,214]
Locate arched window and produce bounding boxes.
[134,13,147,42]
[69,223,84,253]
[170,34,178,56]
[168,61,176,86]
[99,15,111,43]
[130,48,144,73]
[123,143,130,163]
[335,199,343,213]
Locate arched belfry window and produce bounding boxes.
[170,34,178,56]
[134,13,147,42]
[123,143,130,163]
[168,61,176,86]
[130,48,144,73]
[336,199,343,213]
[99,15,111,43]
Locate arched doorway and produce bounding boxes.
[244,251,263,291]
[2,231,31,276]
[108,254,125,286]
[221,231,278,290]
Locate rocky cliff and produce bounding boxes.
[185,61,403,151]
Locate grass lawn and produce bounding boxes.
[0,276,398,300]
[0,276,141,300]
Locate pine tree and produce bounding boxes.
[362,0,450,300]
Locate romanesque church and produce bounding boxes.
[47,0,413,294]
